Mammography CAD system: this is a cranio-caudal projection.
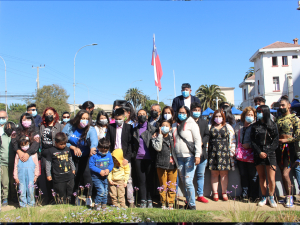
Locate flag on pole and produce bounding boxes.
[151,36,163,91]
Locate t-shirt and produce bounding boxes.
[184,97,191,109]
[68,128,90,157]
[45,146,75,183]
[42,126,53,149]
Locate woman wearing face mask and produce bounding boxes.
[132,109,157,208]
[172,106,202,210]
[158,106,175,126]
[234,106,259,201]
[62,109,98,207]
[61,112,70,127]
[95,111,109,140]
[208,110,235,202]
[250,105,279,208]
[39,107,64,205]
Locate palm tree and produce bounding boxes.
[124,88,149,110]
[244,67,255,80]
[195,84,227,110]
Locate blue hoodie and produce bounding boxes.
[89,149,114,177]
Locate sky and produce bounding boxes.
[0,0,299,108]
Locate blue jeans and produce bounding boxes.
[91,174,108,204]
[294,165,300,190]
[177,156,196,207]
[195,158,207,197]
[18,156,35,207]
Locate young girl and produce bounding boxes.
[13,136,39,207]
[152,120,178,210]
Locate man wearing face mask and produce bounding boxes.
[149,104,161,128]
[254,97,275,121]
[0,110,8,136]
[172,83,201,113]
[27,104,42,128]
[105,108,134,207]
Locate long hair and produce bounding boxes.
[125,102,137,123]
[257,105,271,124]
[96,110,110,127]
[221,105,235,126]
[158,106,175,126]
[176,105,190,134]
[69,109,91,145]
[211,110,226,127]
[79,101,95,110]
[16,113,36,143]
[41,107,60,127]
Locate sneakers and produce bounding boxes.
[285,196,294,208]
[187,205,196,210]
[86,198,93,207]
[197,196,209,203]
[268,196,277,208]
[168,203,174,210]
[94,203,101,211]
[257,196,267,207]
[140,200,146,208]
[161,203,167,210]
[147,200,153,208]
[2,199,8,206]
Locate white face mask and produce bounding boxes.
[163,114,172,120]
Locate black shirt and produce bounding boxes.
[42,126,53,149]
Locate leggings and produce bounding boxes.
[135,159,154,201]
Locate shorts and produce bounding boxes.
[254,151,276,167]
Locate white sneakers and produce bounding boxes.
[285,195,294,208]
[86,198,93,207]
[257,196,277,208]
[258,196,267,207]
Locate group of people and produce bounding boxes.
[0,82,299,211]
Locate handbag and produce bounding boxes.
[177,125,195,155]
[235,129,254,163]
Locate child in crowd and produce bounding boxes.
[44,132,75,204]
[13,136,39,208]
[89,138,114,210]
[108,148,130,208]
[152,120,178,210]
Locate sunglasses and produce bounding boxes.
[28,109,37,111]
[0,117,6,120]
[63,116,70,119]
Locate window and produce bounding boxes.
[273,77,280,91]
[244,89,246,100]
[272,57,278,66]
[258,80,260,94]
[293,55,298,59]
[282,56,288,66]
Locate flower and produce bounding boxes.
[52,192,56,197]
[85,183,91,188]
[117,185,119,188]
[51,189,54,192]
[134,186,139,191]
[232,185,238,189]
[16,216,20,220]
[157,186,164,192]
[79,185,84,190]
[226,191,232,194]
[73,192,77,196]
[17,190,22,194]
[35,195,39,198]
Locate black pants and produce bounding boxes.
[37,156,53,205]
[53,179,74,202]
[237,160,259,200]
[73,155,93,197]
[135,159,154,201]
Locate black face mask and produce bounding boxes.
[4,128,13,136]
[150,110,159,119]
[279,108,287,114]
[45,115,54,123]
[138,115,147,124]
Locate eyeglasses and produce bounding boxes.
[28,109,36,111]
[63,116,70,119]
[0,117,6,120]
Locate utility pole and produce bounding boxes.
[32,64,45,91]
[168,99,173,106]
[214,96,221,110]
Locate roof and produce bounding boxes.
[245,74,255,81]
[218,86,235,90]
[262,41,300,49]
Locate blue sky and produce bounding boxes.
[0,1,299,108]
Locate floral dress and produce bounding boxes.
[208,125,231,171]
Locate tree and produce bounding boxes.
[124,88,149,110]
[244,67,255,80]
[195,84,227,110]
[144,100,166,114]
[27,84,70,116]
[237,103,243,111]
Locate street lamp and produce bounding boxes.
[77,83,90,101]
[297,1,300,10]
[74,43,97,116]
[129,80,142,89]
[0,56,7,112]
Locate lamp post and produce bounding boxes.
[74,43,97,116]
[77,83,90,101]
[297,0,300,10]
[129,80,142,89]
[0,56,7,112]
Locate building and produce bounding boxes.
[239,38,300,109]
[68,104,113,114]
[218,86,235,105]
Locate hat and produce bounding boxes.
[181,83,191,89]
[114,108,125,116]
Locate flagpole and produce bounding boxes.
[153,34,159,103]
[173,70,176,97]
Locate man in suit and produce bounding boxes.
[172,83,201,113]
[190,102,210,203]
[106,108,135,207]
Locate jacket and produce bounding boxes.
[0,133,13,166]
[152,133,178,169]
[34,115,43,128]
[89,150,114,176]
[172,117,202,158]
[108,148,130,183]
[39,122,64,149]
[171,95,201,113]
[195,118,210,160]
[132,121,157,160]
[106,123,132,162]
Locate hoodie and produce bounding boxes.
[107,148,130,183]
[89,149,114,177]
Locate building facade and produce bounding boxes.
[218,86,235,106]
[68,104,113,114]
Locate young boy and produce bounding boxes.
[89,138,114,210]
[108,148,130,208]
[44,132,75,204]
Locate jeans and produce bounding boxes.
[1,165,9,200]
[195,158,207,197]
[91,175,108,205]
[18,156,35,207]
[177,156,196,207]
[294,165,300,190]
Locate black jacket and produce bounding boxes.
[34,115,43,128]
[195,118,210,160]
[106,123,132,162]
[171,95,201,113]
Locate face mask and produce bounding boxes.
[45,115,54,123]
[161,126,170,134]
[31,110,37,117]
[278,108,287,114]
[257,112,263,120]
[115,120,124,127]
[138,115,147,124]
[4,128,13,136]
[245,116,254,123]
[208,115,212,119]
[178,114,187,121]
[255,105,259,109]
[214,117,223,124]
[150,110,159,119]
[80,119,88,128]
[21,145,30,151]
[98,119,108,126]
[22,120,32,128]
[98,151,108,156]
[192,112,201,118]
[63,118,70,123]
[182,91,190,98]
[0,118,6,125]
[163,114,172,120]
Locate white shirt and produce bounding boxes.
[0,125,4,136]
[184,96,191,109]
[114,124,123,149]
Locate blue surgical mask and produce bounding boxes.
[161,126,170,134]
[193,112,201,118]
[98,151,108,156]
[63,118,70,123]
[245,116,254,123]
[31,110,37,117]
[0,118,6,125]
[257,112,263,120]
[255,105,259,109]
[182,91,190,98]
[178,114,187,121]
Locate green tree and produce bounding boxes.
[124,88,149,110]
[244,67,255,80]
[237,103,243,111]
[144,100,166,114]
[91,108,104,121]
[195,84,227,110]
[27,84,70,116]
[0,103,5,111]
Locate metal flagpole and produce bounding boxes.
[153,34,159,103]
[173,70,176,97]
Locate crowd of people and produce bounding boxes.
[0,82,299,211]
